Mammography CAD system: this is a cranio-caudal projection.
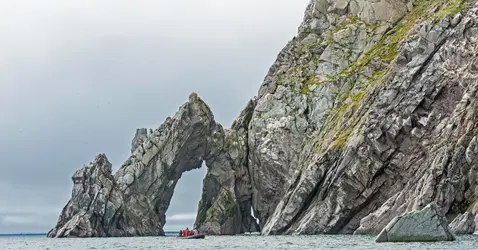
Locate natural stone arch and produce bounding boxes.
[48,93,258,237]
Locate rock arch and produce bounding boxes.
[48,93,258,237]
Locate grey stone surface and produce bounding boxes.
[131,128,148,154]
[50,0,478,237]
[259,0,478,235]
[49,94,257,237]
[194,98,259,234]
[47,154,129,237]
[375,203,455,242]
[449,212,476,234]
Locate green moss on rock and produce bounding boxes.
[203,188,239,224]
[435,0,470,19]
[314,0,471,151]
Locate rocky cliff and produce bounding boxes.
[50,0,478,237]
[49,94,258,237]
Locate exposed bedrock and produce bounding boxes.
[449,212,476,234]
[259,0,478,235]
[49,94,257,237]
[47,154,128,237]
[50,0,478,237]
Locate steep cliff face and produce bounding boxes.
[257,0,478,234]
[50,0,478,237]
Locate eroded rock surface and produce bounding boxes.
[375,203,455,242]
[51,0,478,237]
[258,0,478,235]
[49,94,257,237]
[47,154,127,237]
[195,99,259,234]
[131,128,148,153]
[449,212,476,234]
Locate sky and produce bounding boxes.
[0,0,309,233]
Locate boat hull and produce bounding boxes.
[178,234,205,239]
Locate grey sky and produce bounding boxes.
[0,0,309,233]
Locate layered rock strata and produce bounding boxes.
[50,0,478,237]
[449,212,476,234]
[49,94,258,237]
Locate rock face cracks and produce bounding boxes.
[48,94,258,237]
[47,154,126,237]
[50,0,478,237]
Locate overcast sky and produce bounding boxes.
[0,0,309,233]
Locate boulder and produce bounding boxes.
[375,203,455,242]
[449,212,476,234]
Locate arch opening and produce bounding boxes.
[164,163,207,233]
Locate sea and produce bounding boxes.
[1,233,478,250]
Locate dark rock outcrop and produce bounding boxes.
[375,203,455,242]
[47,154,128,237]
[449,212,476,234]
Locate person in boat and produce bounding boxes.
[182,228,189,237]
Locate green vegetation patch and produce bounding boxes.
[314,0,471,150]
[435,0,470,19]
[203,188,238,224]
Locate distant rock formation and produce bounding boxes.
[48,94,258,237]
[375,203,455,242]
[50,0,478,237]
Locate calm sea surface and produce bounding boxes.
[1,234,478,250]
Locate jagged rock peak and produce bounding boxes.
[131,128,148,153]
[50,94,257,237]
[47,154,127,237]
[189,92,199,101]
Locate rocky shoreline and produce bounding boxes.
[49,0,478,240]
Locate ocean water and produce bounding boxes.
[1,234,478,250]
